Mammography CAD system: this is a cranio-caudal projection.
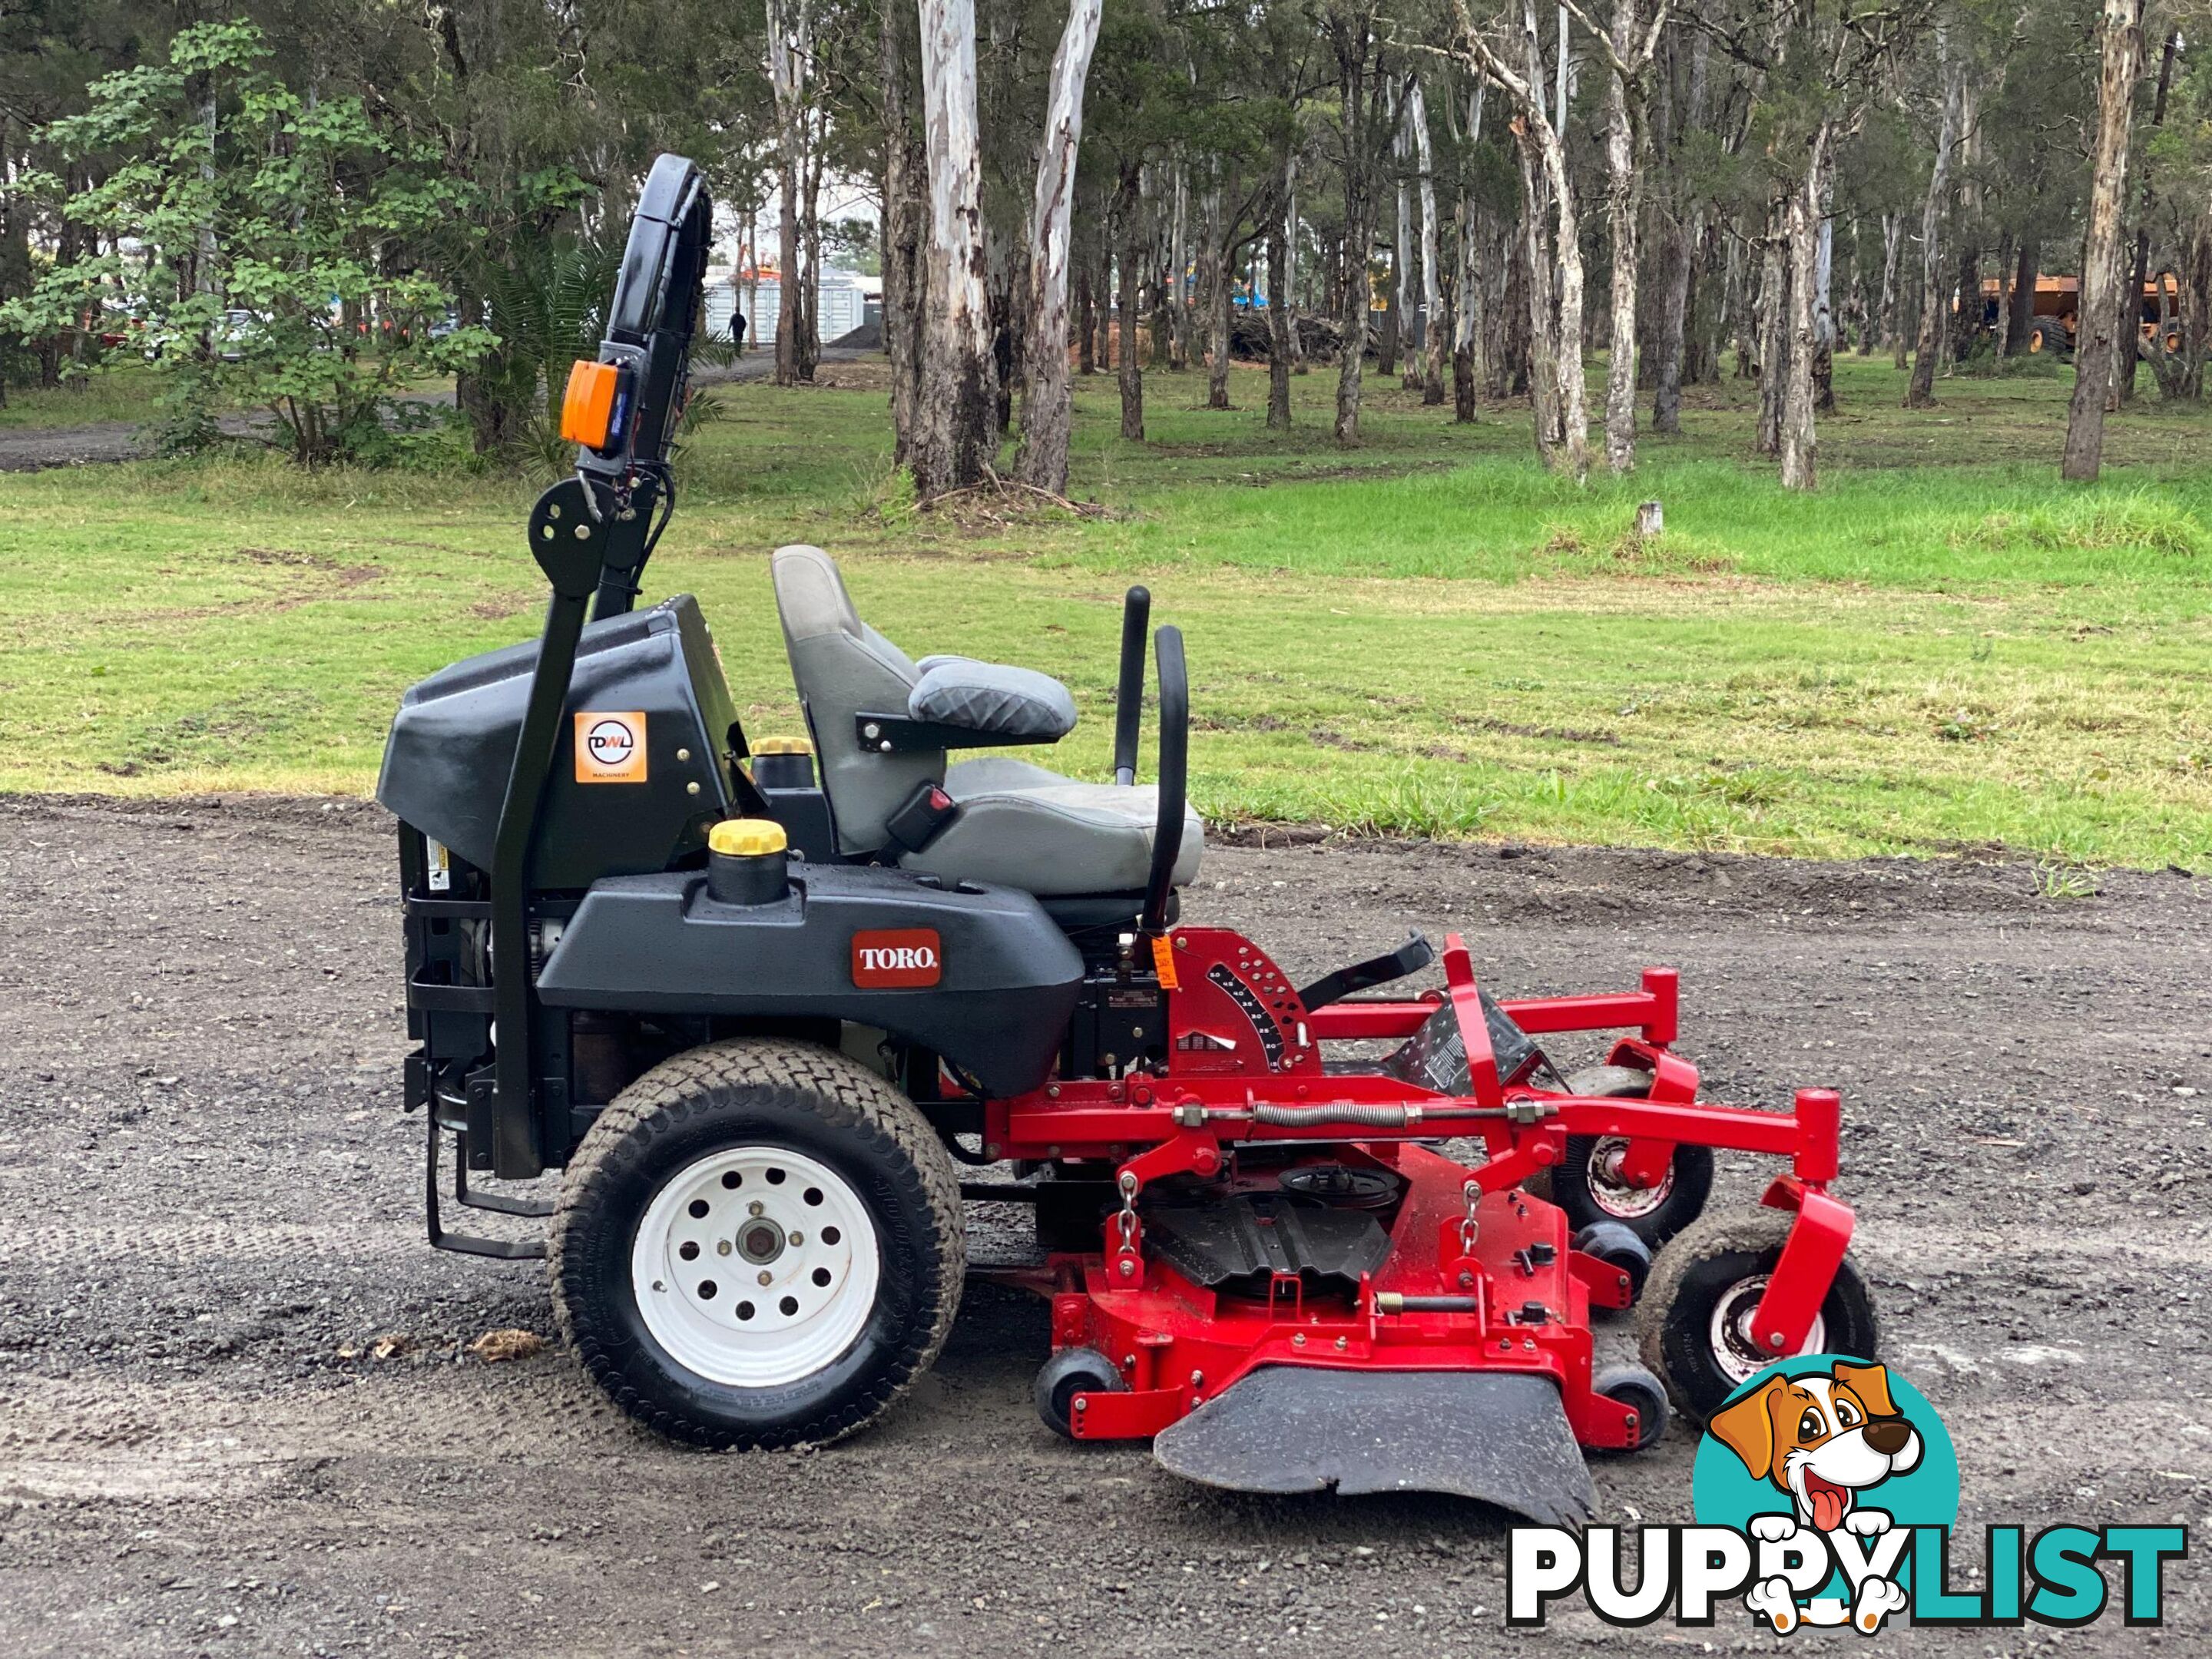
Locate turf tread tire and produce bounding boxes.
[1635,1204,1877,1427]
[551,1037,964,1450]
[1543,1065,1714,1247]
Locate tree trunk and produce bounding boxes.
[1094,192,1115,369]
[2006,237,2036,356]
[1075,261,1094,375]
[767,0,811,390]
[1406,81,1446,406]
[879,0,926,465]
[1382,90,1405,385]
[1906,28,1959,409]
[1757,208,1787,455]
[798,130,824,381]
[1014,0,1103,494]
[1168,163,1190,369]
[1652,23,1701,433]
[1197,167,1234,411]
[1454,82,1486,424]
[1332,15,1375,444]
[913,0,998,496]
[1992,231,2015,362]
[1811,179,1835,412]
[1888,217,1909,369]
[1267,156,1294,430]
[1599,2,1644,472]
[1780,127,1833,491]
[1949,245,1978,366]
[2064,0,2147,482]
[2122,31,2181,401]
[1538,118,1588,474]
[1519,145,1562,461]
[1117,170,1144,441]
[1286,164,1308,373]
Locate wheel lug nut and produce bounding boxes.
[788,1231,803,1247]
[757,1270,773,1286]
[717,1240,732,1256]
[747,1200,765,1217]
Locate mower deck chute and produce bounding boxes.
[1154,1367,1595,1526]
[377,151,1883,1520]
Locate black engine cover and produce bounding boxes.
[376,595,737,891]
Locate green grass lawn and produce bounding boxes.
[4,349,2210,867]
[0,362,172,429]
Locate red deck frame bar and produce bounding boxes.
[1306,965,1680,1045]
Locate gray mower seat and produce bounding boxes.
[770,545,1204,899]
[908,756,1202,896]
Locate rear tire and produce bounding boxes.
[1636,1206,1878,1426]
[551,1037,964,1449]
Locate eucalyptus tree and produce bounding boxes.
[2065,0,2150,481]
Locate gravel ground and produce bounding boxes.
[1,794,2206,1657]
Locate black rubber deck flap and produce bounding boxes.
[1152,1366,1595,1528]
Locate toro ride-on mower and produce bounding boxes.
[378,157,1878,1523]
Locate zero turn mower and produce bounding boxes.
[378,155,1878,1522]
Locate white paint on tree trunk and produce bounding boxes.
[915,0,997,495]
[767,0,813,389]
[1410,78,1446,404]
[1014,0,1103,493]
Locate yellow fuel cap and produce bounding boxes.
[709,818,788,857]
[752,735,813,755]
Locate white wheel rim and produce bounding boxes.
[631,1146,881,1389]
[1588,1136,1673,1220]
[1708,1273,1828,1385]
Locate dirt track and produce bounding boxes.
[1,794,2206,1656]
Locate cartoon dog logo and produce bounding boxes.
[1709,1360,1924,1634]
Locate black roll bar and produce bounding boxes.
[482,153,708,1178]
[1113,585,1151,786]
[584,154,713,620]
[1141,625,1187,937]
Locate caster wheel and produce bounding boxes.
[551,1038,964,1449]
[1592,1361,1671,1452]
[1035,1346,1127,1439]
[1551,1065,1713,1249]
[1637,1206,1879,1426]
[1572,1220,1654,1301]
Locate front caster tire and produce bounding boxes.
[1635,1206,1879,1426]
[1035,1346,1127,1439]
[551,1038,964,1449]
[1549,1064,1713,1249]
[1591,1362,1671,1453]
[1573,1220,1654,1302]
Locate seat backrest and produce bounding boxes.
[770,545,943,853]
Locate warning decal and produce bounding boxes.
[575,710,648,783]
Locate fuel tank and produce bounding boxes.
[377,596,737,889]
[537,863,1084,1098]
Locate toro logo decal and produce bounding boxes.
[575,711,647,783]
[852,929,942,988]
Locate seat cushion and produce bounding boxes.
[900,757,1204,897]
[909,660,1078,740]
